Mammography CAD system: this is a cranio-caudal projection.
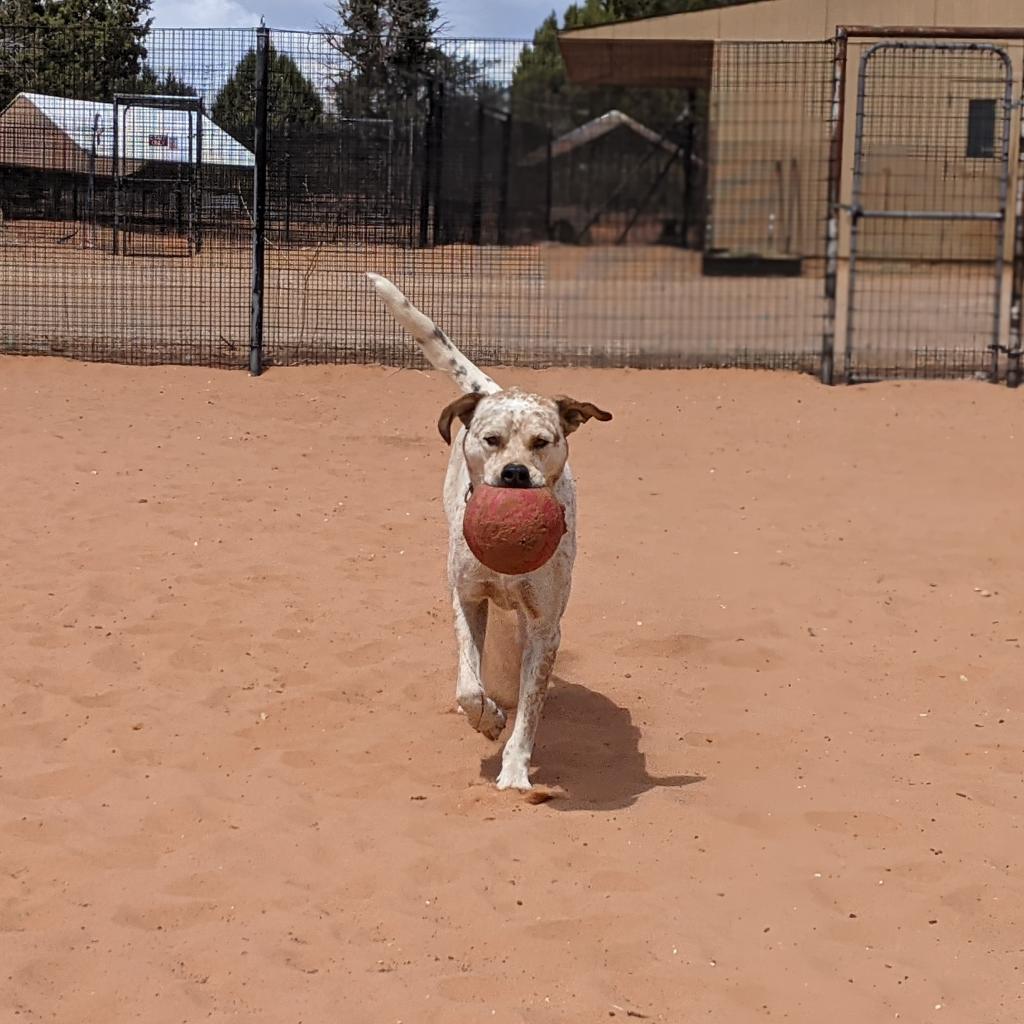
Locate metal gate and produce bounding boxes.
[845,42,1013,381]
[112,94,205,258]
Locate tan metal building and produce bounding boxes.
[559,0,1024,381]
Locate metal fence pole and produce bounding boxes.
[431,80,446,244]
[680,91,696,249]
[471,101,485,245]
[112,101,120,256]
[249,24,270,376]
[1009,153,1024,388]
[193,103,204,255]
[418,80,435,248]
[821,30,847,386]
[544,126,554,239]
[991,60,1014,383]
[497,113,511,246]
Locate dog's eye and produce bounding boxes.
[483,435,502,448]
[531,437,550,450]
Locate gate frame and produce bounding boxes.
[112,92,205,258]
[845,40,1013,384]
[827,26,1024,387]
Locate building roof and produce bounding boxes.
[560,0,1024,43]
[0,92,254,173]
[519,109,681,167]
[558,0,1024,84]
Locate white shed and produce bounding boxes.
[0,91,254,176]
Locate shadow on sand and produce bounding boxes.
[481,677,703,811]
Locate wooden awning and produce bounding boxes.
[557,37,714,88]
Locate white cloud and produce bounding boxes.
[150,0,261,29]
[149,0,553,37]
[437,0,553,39]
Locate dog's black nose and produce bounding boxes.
[500,463,532,488]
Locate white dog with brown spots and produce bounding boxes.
[367,273,612,790]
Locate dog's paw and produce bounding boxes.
[495,761,532,791]
[459,692,507,739]
[476,698,507,741]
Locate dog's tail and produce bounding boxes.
[366,273,501,396]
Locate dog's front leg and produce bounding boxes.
[495,623,559,791]
[452,594,507,741]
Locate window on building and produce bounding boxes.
[967,98,996,159]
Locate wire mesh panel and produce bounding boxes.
[2,28,836,372]
[112,94,209,258]
[846,43,1013,382]
[259,35,835,372]
[0,27,257,365]
[700,42,833,370]
[259,35,554,368]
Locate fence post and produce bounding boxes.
[1009,158,1024,387]
[112,101,120,255]
[544,125,554,240]
[497,113,512,246]
[680,90,696,248]
[249,24,270,376]
[471,101,485,245]
[431,80,446,244]
[821,30,848,386]
[418,80,435,248]
[284,144,292,245]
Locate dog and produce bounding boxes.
[367,273,612,790]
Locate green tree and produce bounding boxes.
[0,3,43,108]
[329,0,449,116]
[212,43,323,148]
[511,8,593,129]
[130,64,197,97]
[0,0,152,107]
[511,0,741,130]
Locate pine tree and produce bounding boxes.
[329,0,443,116]
[0,2,45,108]
[511,0,738,130]
[131,65,197,97]
[1,0,152,107]
[212,43,323,149]
[510,2,622,130]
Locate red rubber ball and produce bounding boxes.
[463,484,567,575]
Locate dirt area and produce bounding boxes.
[3,222,1004,376]
[0,222,831,370]
[2,358,1022,1023]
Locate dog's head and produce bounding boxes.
[438,388,612,489]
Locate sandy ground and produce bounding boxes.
[2,358,1023,1023]
[3,223,1005,377]
[2,226,1004,378]
[1,228,828,369]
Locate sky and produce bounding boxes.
[149,0,556,39]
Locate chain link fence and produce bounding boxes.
[0,25,834,373]
[2,25,1019,382]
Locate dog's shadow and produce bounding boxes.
[481,676,704,810]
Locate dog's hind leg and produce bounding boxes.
[452,594,507,741]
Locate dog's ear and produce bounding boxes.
[438,392,485,445]
[556,397,613,435]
